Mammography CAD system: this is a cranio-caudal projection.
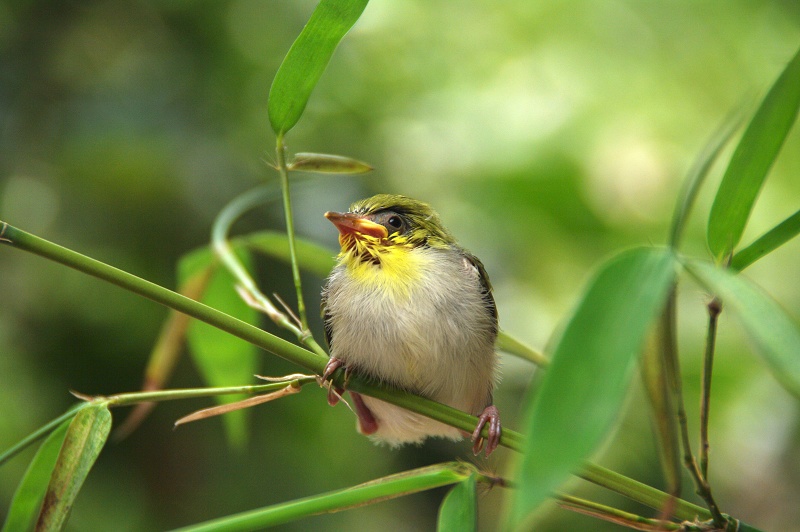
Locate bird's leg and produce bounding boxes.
[322,357,343,382]
[471,405,501,457]
[322,357,345,406]
[349,392,378,435]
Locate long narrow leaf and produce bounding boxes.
[268,0,370,135]
[2,421,70,532]
[669,109,744,248]
[731,209,800,271]
[707,46,800,260]
[685,260,800,397]
[36,404,112,530]
[239,231,336,278]
[511,248,677,529]
[172,462,473,532]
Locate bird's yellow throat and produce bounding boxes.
[337,233,428,299]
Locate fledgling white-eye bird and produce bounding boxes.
[321,194,501,456]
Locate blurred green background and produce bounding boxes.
[2,1,800,530]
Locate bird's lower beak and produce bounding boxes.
[325,211,388,239]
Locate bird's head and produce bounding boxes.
[325,194,455,261]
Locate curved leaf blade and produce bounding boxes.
[36,404,111,531]
[238,231,336,278]
[268,0,370,135]
[287,153,373,175]
[437,474,477,532]
[511,248,677,528]
[731,209,800,271]
[707,46,800,260]
[2,420,70,532]
[179,249,259,450]
[685,260,800,397]
[173,463,471,531]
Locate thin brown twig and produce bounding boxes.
[273,292,303,329]
[699,297,722,479]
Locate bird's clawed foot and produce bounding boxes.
[321,357,347,406]
[471,405,501,457]
[320,358,379,434]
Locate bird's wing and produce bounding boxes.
[321,288,334,349]
[461,249,498,334]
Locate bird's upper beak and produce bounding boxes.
[324,211,388,239]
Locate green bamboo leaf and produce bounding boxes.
[268,0,370,135]
[511,248,677,529]
[640,309,682,501]
[179,249,259,450]
[287,153,373,174]
[238,231,336,278]
[36,404,111,531]
[707,46,800,260]
[685,260,800,397]
[172,462,473,532]
[115,266,214,440]
[437,474,477,532]
[669,109,744,249]
[731,209,800,271]
[2,421,70,532]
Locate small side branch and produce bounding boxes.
[699,297,722,479]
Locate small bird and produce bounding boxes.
[321,194,501,456]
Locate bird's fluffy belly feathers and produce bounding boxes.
[324,246,497,445]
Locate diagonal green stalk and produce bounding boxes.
[102,379,317,408]
[0,221,726,524]
[557,493,683,531]
[496,330,549,366]
[275,133,310,330]
[579,463,710,523]
[0,403,89,467]
[211,184,326,356]
[171,462,480,532]
[731,208,800,271]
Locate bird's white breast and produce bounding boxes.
[324,246,496,414]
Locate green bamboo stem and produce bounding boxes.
[210,184,326,356]
[579,463,710,523]
[557,493,682,531]
[496,331,549,366]
[101,379,316,408]
[0,403,89,467]
[170,462,479,532]
[275,134,310,330]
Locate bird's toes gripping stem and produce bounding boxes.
[471,405,501,457]
[321,357,347,406]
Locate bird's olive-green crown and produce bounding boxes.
[349,194,457,248]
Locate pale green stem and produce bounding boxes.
[211,185,326,356]
[101,379,317,408]
[579,463,710,523]
[0,403,89,467]
[275,133,309,329]
[496,330,548,366]
[557,493,682,531]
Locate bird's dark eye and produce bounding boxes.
[387,216,402,229]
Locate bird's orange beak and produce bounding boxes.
[325,211,388,239]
